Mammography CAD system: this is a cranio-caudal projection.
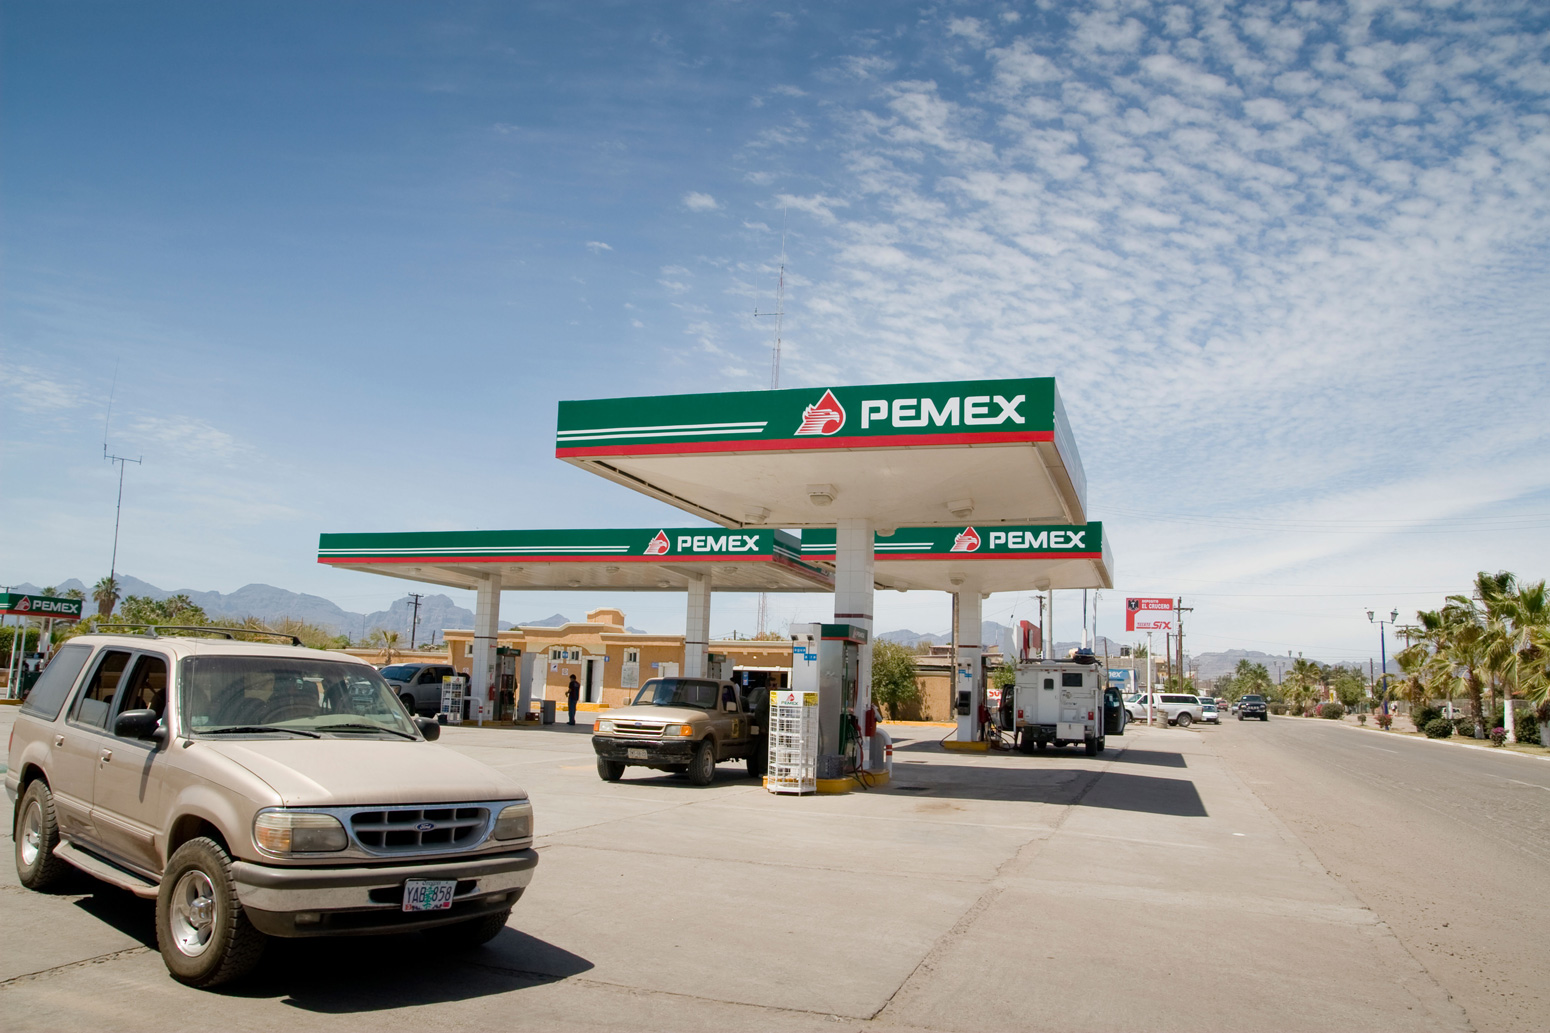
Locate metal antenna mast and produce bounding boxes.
[101,367,140,597]
[751,208,789,636]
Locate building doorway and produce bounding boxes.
[584,658,602,703]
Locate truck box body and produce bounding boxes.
[1004,659,1105,754]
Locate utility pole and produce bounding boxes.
[408,593,423,649]
[1175,597,1193,694]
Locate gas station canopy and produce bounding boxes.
[556,377,1087,528]
[317,527,832,593]
[800,522,1113,594]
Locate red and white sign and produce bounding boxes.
[949,526,981,552]
[644,531,670,555]
[794,389,846,436]
[1126,597,1175,632]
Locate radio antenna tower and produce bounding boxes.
[101,366,141,596]
[751,208,789,636]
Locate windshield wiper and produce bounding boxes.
[203,725,321,738]
[320,723,419,740]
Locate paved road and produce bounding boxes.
[1214,717,1550,1032]
[1,703,1540,1031]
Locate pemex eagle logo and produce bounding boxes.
[949,527,981,552]
[644,531,671,556]
[795,389,846,436]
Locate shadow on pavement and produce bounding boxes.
[72,885,158,948]
[883,764,1208,817]
[1100,748,1188,769]
[233,927,593,1012]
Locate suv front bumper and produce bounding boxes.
[592,736,696,765]
[232,848,537,937]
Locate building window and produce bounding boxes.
[569,649,581,661]
[465,643,474,657]
[551,648,565,661]
[625,649,639,664]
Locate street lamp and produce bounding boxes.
[1367,609,1399,715]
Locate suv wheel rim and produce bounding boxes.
[170,869,218,957]
[20,800,41,867]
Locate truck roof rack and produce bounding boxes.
[96,624,304,647]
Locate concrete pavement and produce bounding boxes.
[2,705,1524,1031]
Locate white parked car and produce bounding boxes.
[1124,693,1205,727]
[1197,697,1220,723]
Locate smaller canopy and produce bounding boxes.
[799,523,1112,594]
[318,527,833,593]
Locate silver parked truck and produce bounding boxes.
[1000,656,1109,755]
[8,631,537,987]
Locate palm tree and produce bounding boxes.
[367,628,401,665]
[92,576,120,618]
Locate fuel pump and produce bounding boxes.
[788,623,866,779]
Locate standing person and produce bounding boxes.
[566,673,581,726]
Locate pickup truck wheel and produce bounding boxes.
[1097,736,1107,752]
[687,740,716,786]
[157,837,266,988]
[1084,737,1098,756]
[597,758,625,782]
[15,781,70,891]
[1035,740,1048,753]
[421,907,511,949]
[1175,712,1192,728]
[1238,714,1244,721]
[399,693,417,715]
[1017,730,1036,755]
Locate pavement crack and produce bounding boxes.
[0,946,153,988]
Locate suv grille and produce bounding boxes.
[610,720,667,739]
[350,807,488,852]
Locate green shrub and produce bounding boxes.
[1454,716,1478,738]
[1423,718,1454,739]
[1515,712,1542,745]
[1375,712,1393,730]
[1412,706,1441,733]
[1321,703,1345,720]
[1489,726,1507,747]
[1357,713,1368,725]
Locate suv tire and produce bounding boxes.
[15,781,71,891]
[421,907,511,949]
[1176,712,1193,728]
[399,693,417,715]
[597,758,625,782]
[688,739,716,786]
[1261,714,1269,721]
[1084,737,1098,757]
[157,837,267,988]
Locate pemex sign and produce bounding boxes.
[555,377,1072,457]
[319,527,814,567]
[0,593,84,621]
[800,523,1103,560]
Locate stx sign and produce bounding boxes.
[555,377,1064,457]
[1126,597,1175,632]
[0,593,84,621]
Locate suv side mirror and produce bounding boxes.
[414,716,441,741]
[723,700,738,712]
[114,708,164,742]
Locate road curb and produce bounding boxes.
[1322,715,1550,762]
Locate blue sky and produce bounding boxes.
[4,1,1548,664]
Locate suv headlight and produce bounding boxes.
[254,811,349,854]
[493,801,533,841]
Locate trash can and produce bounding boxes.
[540,699,557,725]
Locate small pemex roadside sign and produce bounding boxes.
[0,593,84,621]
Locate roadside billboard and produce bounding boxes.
[1125,597,1174,632]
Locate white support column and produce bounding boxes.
[954,589,983,742]
[471,574,502,722]
[683,575,711,678]
[834,518,875,770]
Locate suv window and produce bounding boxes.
[1241,695,1264,703]
[632,678,717,709]
[1162,694,1191,704]
[20,643,92,720]
[116,654,170,720]
[380,665,418,681]
[74,650,133,729]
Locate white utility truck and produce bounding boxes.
[999,653,1107,756]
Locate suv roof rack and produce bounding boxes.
[96,624,304,647]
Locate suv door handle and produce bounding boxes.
[100,749,113,762]
[54,735,65,747]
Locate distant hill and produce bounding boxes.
[6,576,577,642]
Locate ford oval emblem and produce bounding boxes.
[415,821,435,832]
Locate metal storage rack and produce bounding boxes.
[766,689,818,794]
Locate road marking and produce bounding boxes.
[1361,745,1399,754]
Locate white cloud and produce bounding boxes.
[682,191,721,212]
[585,240,613,252]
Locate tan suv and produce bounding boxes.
[7,631,537,987]
[591,677,767,784]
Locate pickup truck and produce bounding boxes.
[592,677,767,785]
[9,631,536,987]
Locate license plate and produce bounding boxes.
[402,879,457,912]
[627,748,648,760]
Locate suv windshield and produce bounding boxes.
[379,664,420,682]
[1242,695,1264,703]
[631,678,716,709]
[180,656,420,738]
